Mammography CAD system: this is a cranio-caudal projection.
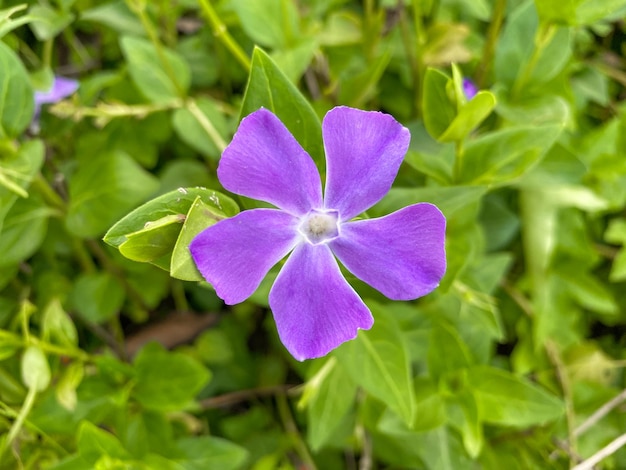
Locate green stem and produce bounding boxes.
[131,0,186,98]
[453,139,465,183]
[276,393,317,469]
[3,386,38,454]
[411,2,427,117]
[197,0,251,72]
[476,0,507,87]
[42,39,53,70]
[32,174,65,212]
[187,99,227,154]
[512,22,557,99]
[31,337,89,362]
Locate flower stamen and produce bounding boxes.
[299,209,340,245]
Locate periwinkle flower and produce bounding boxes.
[33,76,79,125]
[462,78,478,100]
[190,106,446,360]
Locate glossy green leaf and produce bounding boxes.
[0,41,34,138]
[21,345,51,391]
[170,196,227,281]
[132,342,211,411]
[240,47,324,165]
[66,150,159,238]
[104,187,237,248]
[119,213,186,263]
[335,302,415,426]
[120,35,190,103]
[467,365,564,427]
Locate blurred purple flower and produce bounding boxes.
[462,78,478,100]
[190,106,446,360]
[33,76,79,122]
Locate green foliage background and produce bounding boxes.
[0,0,625,468]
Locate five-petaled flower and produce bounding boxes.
[190,106,446,361]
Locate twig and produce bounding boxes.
[572,432,626,470]
[199,384,297,409]
[574,388,626,438]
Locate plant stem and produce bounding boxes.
[276,392,318,469]
[3,385,38,453]
[512,21,556,99]
[476,0,507,87]
[186,99,228,153]
[131,0,186,98]
[197,0,251,72]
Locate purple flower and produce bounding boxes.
[33,76,79,123]
[462,78,478,100]
[190,106,446,360]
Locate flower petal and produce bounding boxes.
[330,203,446,300]
[190,209,300,304]
[218,109,323,215]
[323,106,410,220]
[269,243,373,361]
[34,76,79,105]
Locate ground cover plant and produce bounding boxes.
[0,0,626,468]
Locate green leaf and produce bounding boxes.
[335,301,415,426]
[29,4,74,40]
[120,35,190,104]
[0,330,22,361]
[66,150,159,238]
[132,342,211,411]
[77,421,130,464]
[305,358,357,451]
[80,1,144,36]
[69,272,125,324]
[0,194,53,267]
[230,0,299,49]
[119,214,186,263]
[172,98,228,161]
[428,322,473,381]
[495,1,571,88]
[535,0,626,25]
[467,365,564,427]
[240,47,324,166]
[0,5,35,39]
[459,125,563,185]
[21,345,51,391]
[439,91,496,142]
[42,298,78,348]
[422,68,456,141]
[55,361,84,411]
[174,436,248,470]
[0,41,34,138]
[104,187,238,248]
[170,196,227,281]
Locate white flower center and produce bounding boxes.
[299,209,340,245]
